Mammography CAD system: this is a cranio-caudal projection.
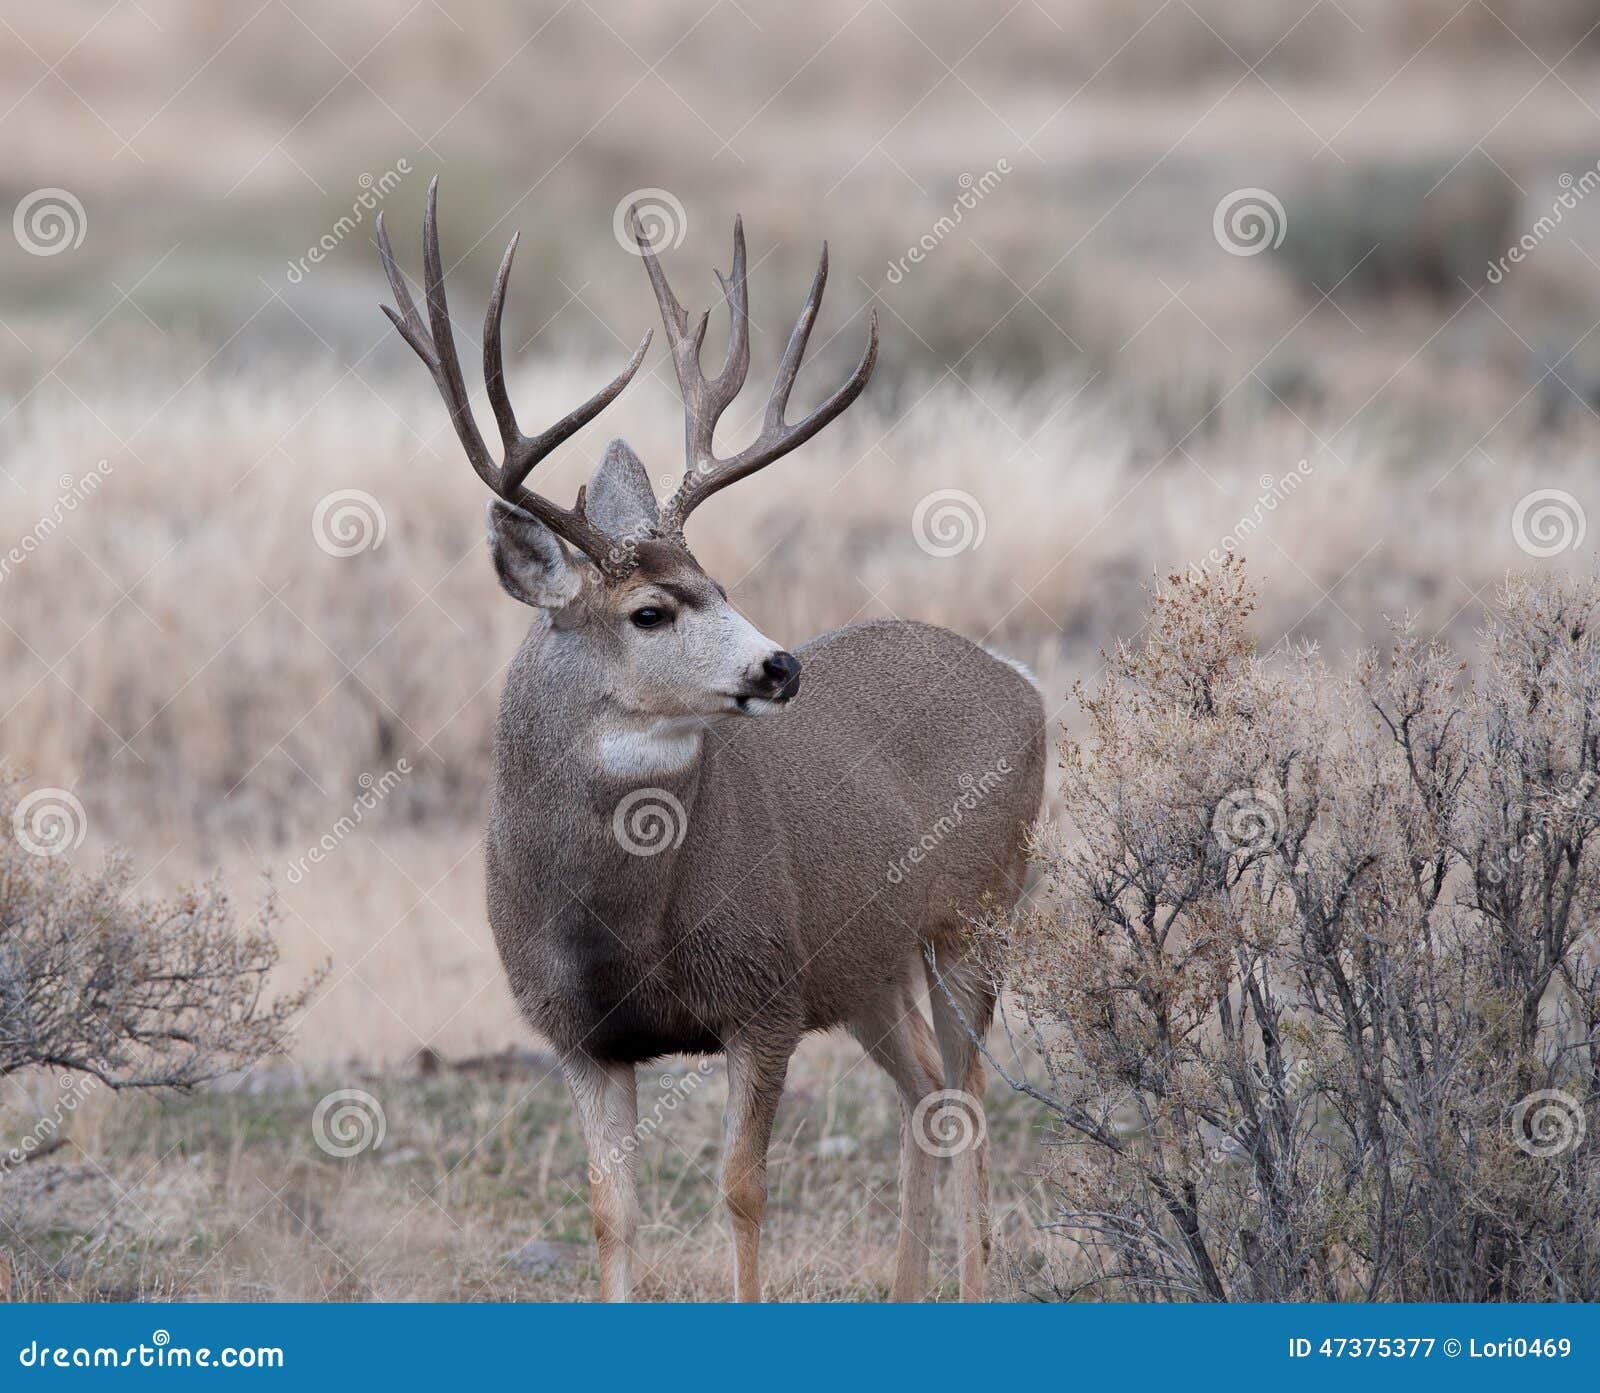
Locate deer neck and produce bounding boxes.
[491,646,709,906]
[594,714,705,780]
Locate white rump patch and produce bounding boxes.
[597,718,704,778]
[981,644,1041,691]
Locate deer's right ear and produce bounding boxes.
[585,438,659,535]
[486,500,582,610]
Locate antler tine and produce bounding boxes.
[501,330,653,496]
[418,178,499,493]
[655,234,880,533]
[375,211,433,368]
[710,216,751,410]
[631,206,691,337]
[482,231,525,456]
[631,208,753,479]
[378,202,497,493]
[377,179,649,575]
[767,244,830,429]
[482,232,654,496]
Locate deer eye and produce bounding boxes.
[630,606,669,629]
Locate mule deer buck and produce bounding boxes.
[376,181,1044,1302]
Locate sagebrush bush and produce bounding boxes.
[994,558,1600,1301]
[0,764,319,1087]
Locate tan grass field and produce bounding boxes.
[3,0,1600,1300]
[0,1038,1059,1301]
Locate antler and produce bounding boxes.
[631,207,879,536]
[377,178,652,575]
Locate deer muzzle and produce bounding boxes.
[738,650,801,712]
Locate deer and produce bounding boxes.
[375,180,1045,1303]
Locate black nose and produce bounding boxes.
[761,650,802,700]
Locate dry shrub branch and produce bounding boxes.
[0,764,320,1088]
[994,558,1600,1301]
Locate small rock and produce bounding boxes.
[506,1239,585,1275]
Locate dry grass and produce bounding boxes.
[0,1039,1054,1302]
[4,0,1600,1301]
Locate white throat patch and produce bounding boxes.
[596,718,705,779]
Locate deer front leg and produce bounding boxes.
[721,1038,792,1302]
[563,1054,640,1302]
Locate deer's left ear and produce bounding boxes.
[585,438,659,536]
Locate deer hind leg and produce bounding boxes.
[562,1054,640,1302]
[925,954,996,1302]
[849,986,944,1302]
[721,1035,793,1302]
